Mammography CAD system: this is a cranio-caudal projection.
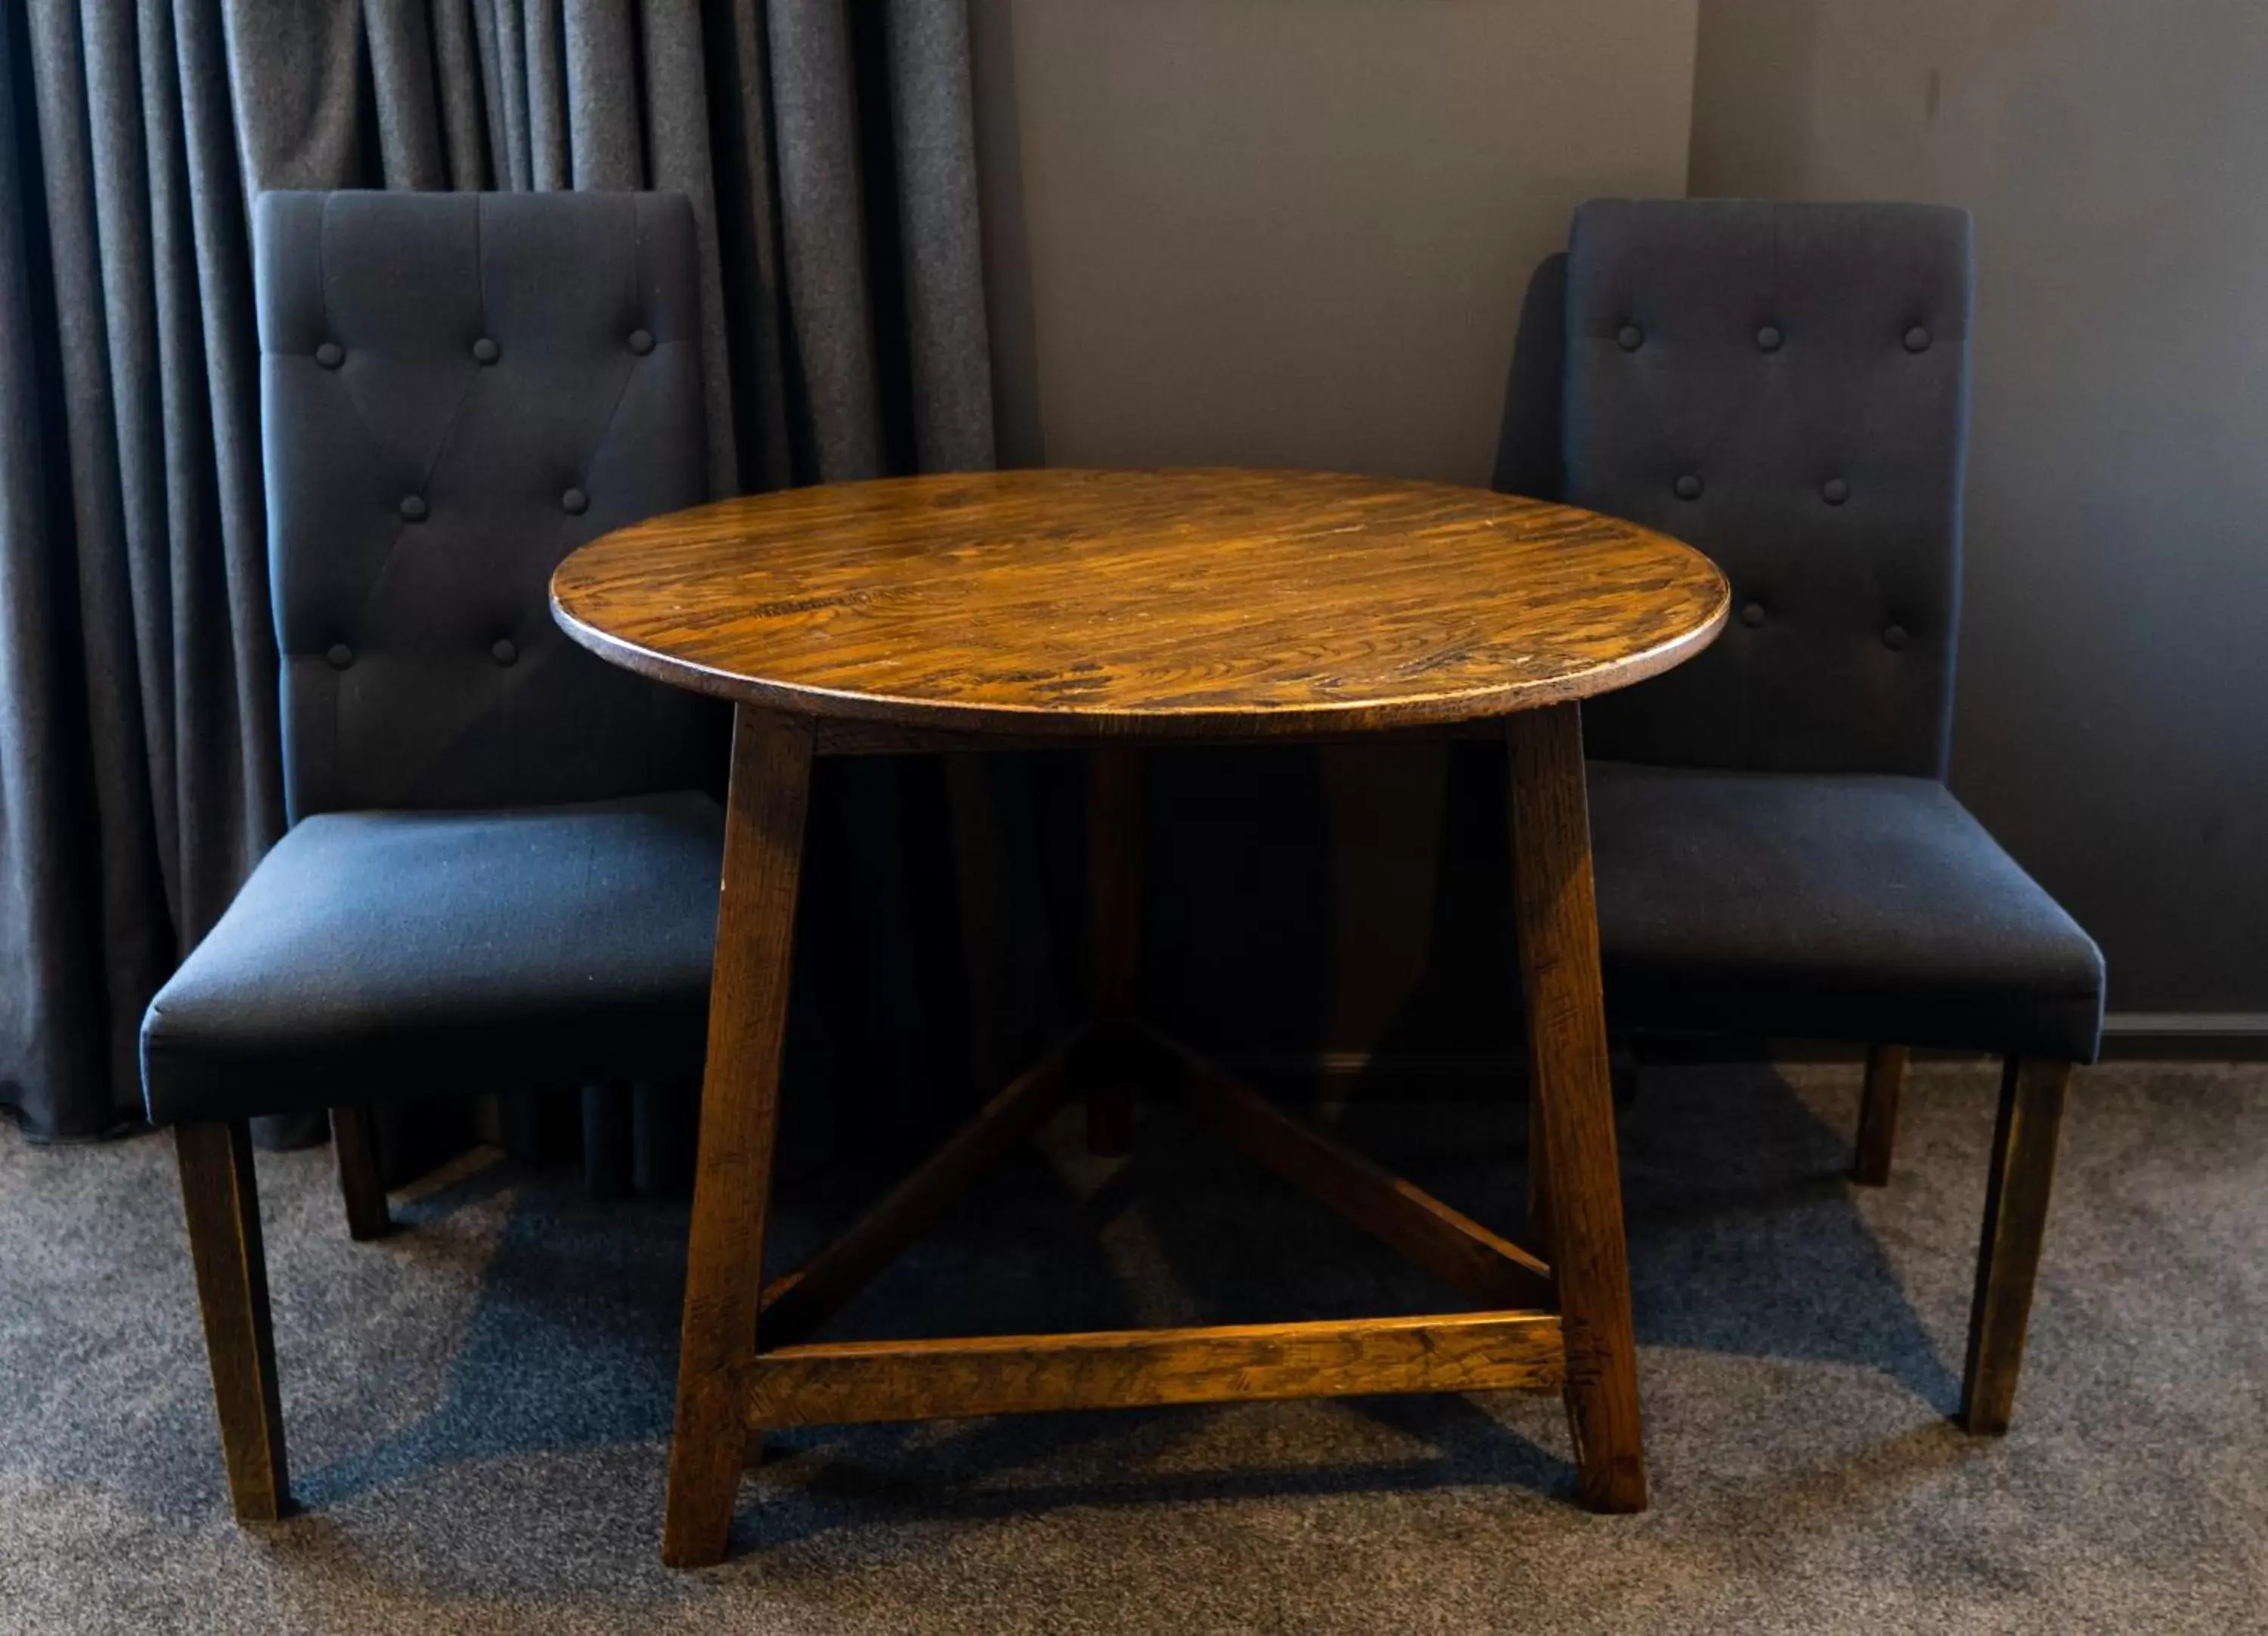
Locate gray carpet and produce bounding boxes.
[3,1059,2264,1634]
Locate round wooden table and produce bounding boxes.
[552,467,1727,1567]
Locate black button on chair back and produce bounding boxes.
[254,191,714,820]
[1561,199,1973,779]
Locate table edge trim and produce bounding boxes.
[548,583,1730,739]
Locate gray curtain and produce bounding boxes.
[0,0,996,1150]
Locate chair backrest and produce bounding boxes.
[1560,200,1973,778]
[254,190,714,820]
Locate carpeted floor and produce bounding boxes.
[2,1058,2263,1634]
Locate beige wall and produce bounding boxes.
[966,1,1699,1060]
[1690,1,2268,1021]
[972,0,1699,482]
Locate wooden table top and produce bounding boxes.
[551,468,1727,740]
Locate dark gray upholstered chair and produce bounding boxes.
[1560,199,2105,1433]
[140,191,723,1520]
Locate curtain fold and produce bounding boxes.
[0,0,998,1153]
[2,0,280,1140]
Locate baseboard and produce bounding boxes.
[1233,1043,1901,1089]
[1228,1018,2268,1091]
[2100,1012,2268,1060]
[2103,1011,2268,1035]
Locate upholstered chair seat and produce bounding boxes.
[141,792,721,1125]
[1588,764,2102,1062]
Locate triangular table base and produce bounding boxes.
[744,1025,1566,1430]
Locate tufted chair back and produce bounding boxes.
[254,190,714,821]
[1560,200,1973,779]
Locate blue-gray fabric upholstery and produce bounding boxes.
[142,795,722,1123]
[141,191,723,1127]
[1587,764,2102,1061]
[1566,200,1969,778]
[256,190,714,818]
[1560,200,2104,1061]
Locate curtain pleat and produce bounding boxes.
[561,0,640,190]
[769,0,882,482]
[364,2,449,188]
[0,6,111,1138]
[169,1,278,949]
[640,0,739,494]
[705,0,793,493]
[428,0,488,187]
[0,0,1001,1166]
[882,0,990,475]
[521,0,566,187]
[19,2,189,1132]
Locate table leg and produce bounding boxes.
[1085,747,1143,1154]
[662,706,813,1568]
[1505,703,1647,1514]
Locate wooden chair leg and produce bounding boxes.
[1851,1043,1909,1187]
[662,707,813,1568]
[330,1104,392,1239]
[1507,704,1647,1514]
[1961,1055,2072,1434]
[1084,745,1142,1156]
[175,1120,289,1520]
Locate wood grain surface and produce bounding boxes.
[662,708,813,1569]
[742,1312,1566,1429]
[1506,705,1647,1514]
[552,469,1727,739]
